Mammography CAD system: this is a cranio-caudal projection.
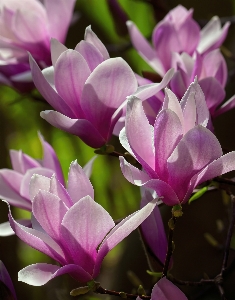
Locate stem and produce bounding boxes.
[162,217,177,277]
[95,285,150,299]
[221,194,235,274]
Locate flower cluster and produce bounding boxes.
[0,2,235,300]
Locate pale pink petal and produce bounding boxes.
[214,94,235,117]
[61,196,114,274]
[181,90,197,133]
[20,167,55,200]
[18,263,92,286]
[152,21,181,71]
[44,0,76,42]
[0,219,31,237]
[119,157,151,185]
[33,190,68,241]
[0,171,30,210]
[178,18,200,54]
[39,132,65,186]
[29,54,75,118]
[8,206,66,264]
[67,161,94,203]
[154,110,183,180]
[75,40,104,71]
[133,69,174,101]
[125,96,155,172]
[40,110,106,148]
[49,175,72,207]
[198,17,230,54]
[169,71,187,99]
[29,174,51,201]
[151,277,187,300]
[167,126,222,200]
[94,197,158,277]
[84,25,109,60]
[50,38,68,66]
[81,58,137,139]
[127,21,164,76]
[163,89,184,126]
[198,77,225,116]
[54,49,90,118]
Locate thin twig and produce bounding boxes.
[95,285,151,299]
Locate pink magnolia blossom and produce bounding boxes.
[0,133,64,212]
[127,5,229,77]
[137,277,187,300]
[0,260,17,300]
[119,84,235,206]
[0,0,76,91]
[30,26,174,148]
[7,161,158,286]
[127,5,235,117]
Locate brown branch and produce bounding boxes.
[95,285,150,299]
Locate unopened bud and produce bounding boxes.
[124,152,137,165]
[137,285,146,296]
[119,292,127,298]
[172,205,183,217]
[70,286,90,296]
[168,218,175,230]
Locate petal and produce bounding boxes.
[0,219,31,237]
[154,109,183,180]
[44,0,76,42]
[151,277,187,300]
[167,126,222,200]
[39,132,65,186]
[177,18,200,54]
[61,196,115,273]
[180,79,209,127]
[0,261,17,300]
[143,179,180,206]
[214,94,235,117]
[127,21,164,76]
[67,160,94,203]
[20,167,55,200]
[94,197,158,277]
[152,21,181,71]
[81,58,137,140]
[40,110,106,148]
[29,174,51,201]
[29,54,75,118]
[140,190,168,265]
[181,90,197,134]
[163,89,184,127]
[0,171,30,210]
[119,156,151,186]
[8,205,66,263]
[83,156,97,178]
[50,38,68,66]
[198,17,230,54]
[75,40,104,71]
[198,78,225,116]
[49,175,72,207]
[18,263,92,286]
[125,96,155,172]
[192,151,235,188]
[54,49,90,118]
[33,190,68,241]
[10,150,40,174]
[84,25,110,60]
[133,69,174,101]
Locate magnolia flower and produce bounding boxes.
[30,26,174,148]
[127,5,229,77]
[138,277,187,300]
[0,0,76,91]
[0,261,17,300]
[8,161,158,286]
[119,86,235,206]
[127,5,235,117]
[0,133,64,211]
